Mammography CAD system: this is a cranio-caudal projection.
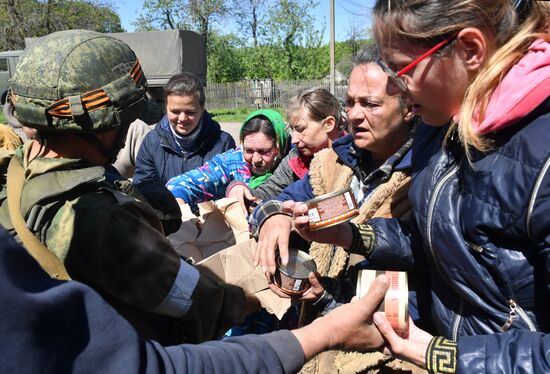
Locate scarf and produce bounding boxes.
[241,109,289,188]
[168,117,204,154]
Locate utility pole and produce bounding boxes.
[329,0,335,94]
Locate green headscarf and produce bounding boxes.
[240,109,288,189]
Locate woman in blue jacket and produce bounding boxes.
[133,72,235,184]
[259,0,550,372]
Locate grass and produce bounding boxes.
[0,110,5,124]
[209,107,283,123]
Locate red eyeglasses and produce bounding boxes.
[376,35,457,92]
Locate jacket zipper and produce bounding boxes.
[451,299,463,340]
[426,164,461,338]
[426,164,460,276]
[501,299,537,332]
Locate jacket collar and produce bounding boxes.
[332,134,412,183]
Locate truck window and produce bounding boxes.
[0,59,8,72]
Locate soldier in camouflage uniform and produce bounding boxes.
[0,30,256,344]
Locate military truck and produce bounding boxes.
[0,49,24,127]
[2,29,206,128]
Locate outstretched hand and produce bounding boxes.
[373,312,433,368]
[254,200,297,274]
[292,202,354,249]
[227,184,257,216]
[292,274,389,360]
[267,271,326,301]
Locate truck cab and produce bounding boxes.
[0,50,24,130]
[0,50,23,107]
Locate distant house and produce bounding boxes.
[324,69,347,84]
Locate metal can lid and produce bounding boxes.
[278,249,317,278]
[306,187,353,205]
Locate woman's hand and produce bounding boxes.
[227,183,257,216]
[373,312,434,368]
[292,202,354,249]
[267,272,326,301]
[254,200,296,274]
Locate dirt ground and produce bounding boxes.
[219,122,241,144]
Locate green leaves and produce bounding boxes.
[0,0,123,51]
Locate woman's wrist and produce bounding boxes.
[425,336,457,374]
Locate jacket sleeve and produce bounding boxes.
[277,173,316,202]
[456,331,550,373]
[248,174,315,237]
[49,192,246,343]
[133,131,160,184]
[166,149,250,205]
[354,215,428,272]
[0,226,304,374]
[526,156,550,302]
[252,153,297,200]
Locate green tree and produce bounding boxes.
[231,0,266,48]
[0,0,123,51]
[133,0,188,31]
[207,32,245,82]
[261,0,323,80]
[134,0,227,52]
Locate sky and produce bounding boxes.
[114,0,373,43]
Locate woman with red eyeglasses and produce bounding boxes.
[274,0,550,372]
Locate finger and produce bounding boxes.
[244,189,257,201]
[373,312,397,339]
[277,230,290,267]
[293,202,309,217]
[294,215,310,230]
[238,197,248,216]
[281,200,296,213]
[358,274,389,316]
[372,312,395,356]
[268,283,291,298]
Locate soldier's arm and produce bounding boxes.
[48,192,248,342]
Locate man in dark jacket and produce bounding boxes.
[0,225,392,373]
[133,72,235,184]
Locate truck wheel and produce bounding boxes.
[3,100,22,128]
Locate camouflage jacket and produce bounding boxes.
[0,143,246,344]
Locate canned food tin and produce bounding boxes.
[356,270,409,338]
[273,249,317,296]
[306,187,359,230]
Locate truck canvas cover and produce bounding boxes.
[25,29,206,87]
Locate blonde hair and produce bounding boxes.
[373,0,550,155]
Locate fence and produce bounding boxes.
[205,79,348,110]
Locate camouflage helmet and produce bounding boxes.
[10,29,147,132]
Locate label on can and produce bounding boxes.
[308,208,321,223]
[356,269,409,338]
[292,279,302,291]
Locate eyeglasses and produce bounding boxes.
[376,35,457,92]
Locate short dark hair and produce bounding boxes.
[164,72,205,107]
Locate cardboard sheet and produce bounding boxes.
[196,238,292,319]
